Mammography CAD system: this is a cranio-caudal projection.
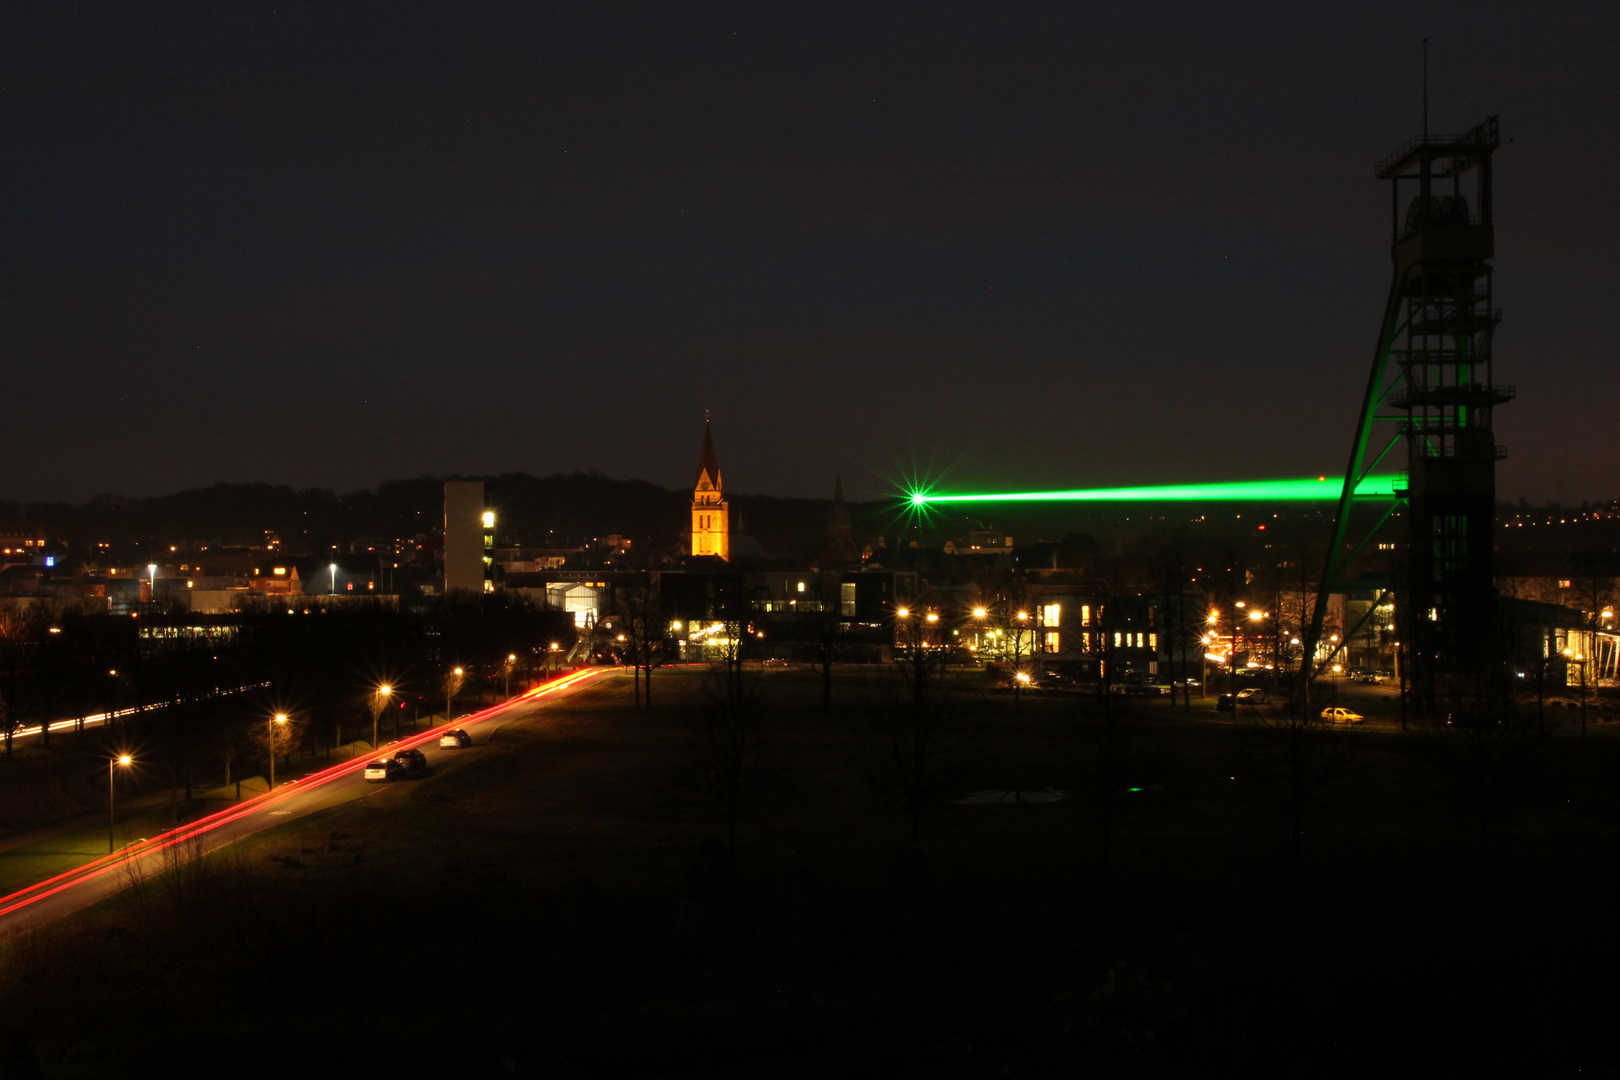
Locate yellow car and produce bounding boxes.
[1320,706,1364,724]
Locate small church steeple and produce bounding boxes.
[690,421,729,560]
[824,472,859,564]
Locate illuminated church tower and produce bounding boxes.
[690,423,729,560]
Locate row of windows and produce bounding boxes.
[1029,631,1159,653]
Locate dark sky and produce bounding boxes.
[4,3,1615,504]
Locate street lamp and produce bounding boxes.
[548,641,560,679]
[109,754,132,853]
[269,713,288,791]
[504,654,517,698]
[371,685,392,749]
[445,667,465,721]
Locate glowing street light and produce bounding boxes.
[1207,610,1219,624]
[972,607,987,618]
[269,713,288,791]
[109,753,133,853]
[925,612,939,623]
[370,686,392,748]
[896,607,911,618]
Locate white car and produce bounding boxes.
[1320,707,1365,724]
[439,728,473,749]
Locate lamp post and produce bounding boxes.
[504,654,516,698]
[548,642,560,680]
[370,685,392,749]
[108,754,132,853]
[445,667,464,722]
[269,713,287,791]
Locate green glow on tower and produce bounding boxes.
[907,475,1399,506]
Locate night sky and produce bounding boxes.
[4,3,1615,504]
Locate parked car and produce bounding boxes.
[364,758,404,782]
[393,747,429,777]
[1116,682,1163,696]
[1217,687,1268,712]
[1321,706,1365,724]
[1031,670,1073,690]
[439,728,473,749]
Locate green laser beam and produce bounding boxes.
[907,476,1401,506]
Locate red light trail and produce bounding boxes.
[0,668,603,925]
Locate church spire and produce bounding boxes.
[690,421,729,560]
[829,473,852,538]
[695,422,721,490]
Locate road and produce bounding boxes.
[7,681,267,745]
[0,667,606,939]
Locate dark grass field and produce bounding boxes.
[4,666,1620,1078]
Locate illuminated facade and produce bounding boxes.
[690,424,729,561]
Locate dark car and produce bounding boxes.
[1116,682,1162,696]
[1217,687,1268,712]
[1031,670,1073,690]
[392,747,429,777]
[438,728,473,749]
[364,758,405,782]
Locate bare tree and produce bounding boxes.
[676,666,777,850]
[1059,691,1159,876]
[808,594,848,712]
[986,577,1036,714]
[1563,568,1618,739]
[368,686,390,748]
[1240,688,1362,874]
[441,665,466,722]
[1417,705,1547,876]
[848,605,981,843]
[253,711,307,786]
[616,582,671,708]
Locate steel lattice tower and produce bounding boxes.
[1309,116,1508,715]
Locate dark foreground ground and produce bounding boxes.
[3,666,1618,1078]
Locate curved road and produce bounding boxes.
[0,667,606,939]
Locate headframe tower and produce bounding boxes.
[1309,116,1508,715]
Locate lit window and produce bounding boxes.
[1080,605,1091,627]
[1042,603,1061,627]
[1044,632,1060,651]
[482,511,495,529]
[1114,632,1122,648]
[1149,633,1157,650]
[1136,633,1145,648]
